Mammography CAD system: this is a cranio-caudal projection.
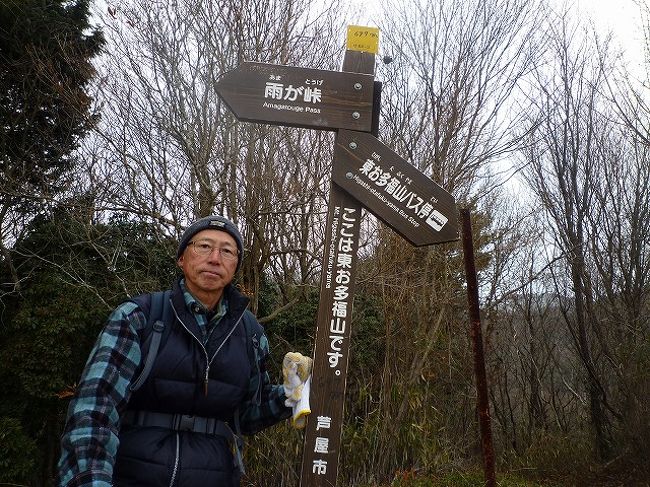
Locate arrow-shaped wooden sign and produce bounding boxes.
[332,130,459,246]
[215,62,375,131]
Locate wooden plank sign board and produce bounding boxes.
[331,130,459,246]
[215,62,374,131]
[299,183,362,487]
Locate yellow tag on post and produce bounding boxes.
[346,25,380,54]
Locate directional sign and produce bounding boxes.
[331,130,459,246]
[215,62,374,132]
[217,49,461,487]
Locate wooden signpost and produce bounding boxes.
[298,51,375,487]
[215,29,460,487]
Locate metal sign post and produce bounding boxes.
[460,208,497,487]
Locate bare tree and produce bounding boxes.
[521,10,625,460]
[378,0,545,198]
[486,217,583,455]
[603,0,650,145]
[584,129,650,460]
[77,0,348,315]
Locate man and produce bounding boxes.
[58,215,311,486]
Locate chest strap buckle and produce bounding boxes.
[174,414,196,432]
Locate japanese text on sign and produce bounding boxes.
[311,415,333,475]
[264,78,323,103]
[326,206,357,374]
[352,154,448,231]
[262,75,324,114]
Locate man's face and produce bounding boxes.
[177,229,238,306]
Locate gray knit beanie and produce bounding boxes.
[176,215,244,271]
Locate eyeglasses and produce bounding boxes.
[188,240,239,261]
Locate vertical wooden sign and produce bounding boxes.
[299,183,362,486]
[299,50,376,487]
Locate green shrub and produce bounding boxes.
[0,417,37,483]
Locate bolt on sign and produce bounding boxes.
[214,26,459,487]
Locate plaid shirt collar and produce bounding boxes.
[179,278,227,341]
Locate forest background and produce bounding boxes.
[1,0,649,486]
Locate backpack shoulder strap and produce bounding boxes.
[233,310,264,426]
[129,290,172,392]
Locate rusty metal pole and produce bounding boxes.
[460,208,497,487]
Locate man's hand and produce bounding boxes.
[282,352,313,407]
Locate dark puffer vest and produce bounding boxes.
[113,280,262,486]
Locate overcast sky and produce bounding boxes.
[580,0,645,71]
[348,0,646,75]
